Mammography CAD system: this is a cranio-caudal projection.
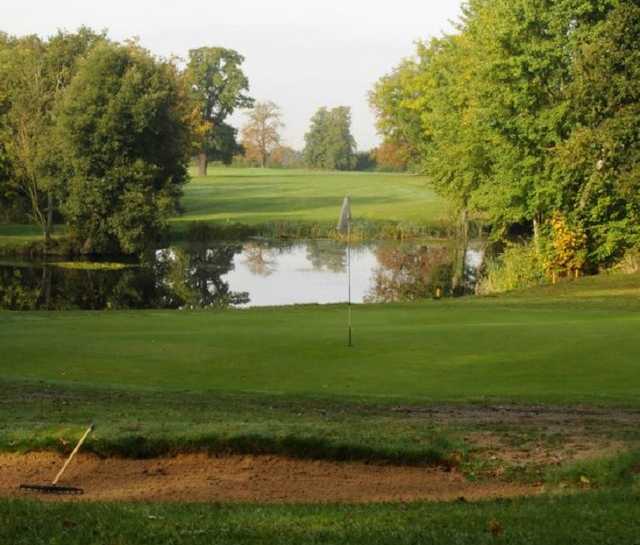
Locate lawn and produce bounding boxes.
[173,167,448,231]
[2,491,640,545]
[0,224,50,253]
[0,169,449,251]
[2,273,639,406]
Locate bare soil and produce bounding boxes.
[0,453,538,504]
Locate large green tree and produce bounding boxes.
[303,106,357,171]
[371,0,633,271]
[56,41,193,254]
[186,47,253,176]
[0,28,103,240]
[553,2,640,265]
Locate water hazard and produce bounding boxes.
[0,240,483,311]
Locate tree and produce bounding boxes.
[354,151,376,172]
[206,121,243,166]
[185,47,253,176]
[369,58,425,167]
[370,0,625,271]
[552,2,640,266]
[372,141,409,172]
[0,28,104,242]
[56,41,193,254]
[269,145,304,168]
[240,101,284,168]
[303,106,357,171]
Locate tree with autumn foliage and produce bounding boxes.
[240,101,284,168]
[372,142,409,172]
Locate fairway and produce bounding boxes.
[2,273,640,405]
[0,169,448,252]
[174,167,447,227]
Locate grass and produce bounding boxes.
[2,272,639,406]
[2,273,640,543]
[2,490,640,544]
[179,167,446,224]
[0,169,450,252]
[172,167,451,239]
[51,261,130,271]
[0,224,47,253]
[1,272,640,465]
[0,380,463,465]
[0,223,68,256]
[546,450,640,488]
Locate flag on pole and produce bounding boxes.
[338,196,353,347]
[337,196,352,235]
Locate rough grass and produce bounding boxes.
[546,450,640,488]
[0,381,463,466]
[2,491,640,544]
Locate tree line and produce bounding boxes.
[238,102,403,172]
[370,0,640,274]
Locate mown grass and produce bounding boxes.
[0,224,50,253]
[2,274,640,543]
[0,169,451,253]
[2,273,639,406]
[179,167,446,224]
[172,167,451,239]
[2,490,640,544]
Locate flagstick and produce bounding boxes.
[348,219,352,348]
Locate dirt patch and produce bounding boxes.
[466,432,626,465]
[389,404,640,427]
[0,453,538,504]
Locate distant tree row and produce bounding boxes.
[370,0,640,272]
[0,29,254,253]
[236,102,406,172]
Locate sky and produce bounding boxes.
[3,0,464,150]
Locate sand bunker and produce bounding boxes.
[0,452,538,503]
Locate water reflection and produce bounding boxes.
[365,244,453,303]
[0,240,483,311]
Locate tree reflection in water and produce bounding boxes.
[305,240,346,273]
[243,243,277,277]
[0,240,483,310]
[365,244,454,303]
[0,242,248,311]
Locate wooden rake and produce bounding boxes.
[19,424,95,495]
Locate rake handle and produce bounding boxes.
[52,424,94,486]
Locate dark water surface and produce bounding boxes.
[0,240,483,311]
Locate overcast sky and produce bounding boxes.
[3,0,464,150]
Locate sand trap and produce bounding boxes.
[0,452,538,503]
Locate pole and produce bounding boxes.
[348,220,352,347]
[52,424,95,485]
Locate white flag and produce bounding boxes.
[337,196,352,235]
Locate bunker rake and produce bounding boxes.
[19,423,94,495]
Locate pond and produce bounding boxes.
[0,239,483,311]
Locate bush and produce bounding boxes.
[478,243,547,294]
[614,248,640,274]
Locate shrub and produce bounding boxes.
[478,243,547,294]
